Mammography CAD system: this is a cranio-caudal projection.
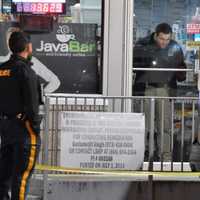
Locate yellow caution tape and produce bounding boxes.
[35,164,200,177]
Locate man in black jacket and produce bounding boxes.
[133,23,186,95]
[0,31,42,200]
[133,23,186,160]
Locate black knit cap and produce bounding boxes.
[9,31,31,54]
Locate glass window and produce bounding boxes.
[133,0,200,97]
[0,0,103,94]
[133,0,200,162]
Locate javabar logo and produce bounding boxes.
[36,25,96,54]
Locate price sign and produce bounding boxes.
[12,1,66,14]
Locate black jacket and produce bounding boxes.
[133,33,186,92]
[0,54,41,123]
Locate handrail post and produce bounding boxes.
[149,98,155,169]
[43,96,50,200]
[148,98,155,200]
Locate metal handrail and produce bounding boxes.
[45,94,198,100]
[133,67,192,71]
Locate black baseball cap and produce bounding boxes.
[9,31,31,54]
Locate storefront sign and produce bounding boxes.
[186,41,200,47]
[60,112,145,170]
[32,23,98,93]
[186,41,200,50]
[0,22,99,93]
[187,23,200,34]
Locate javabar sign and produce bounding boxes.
[35,24,97,56]
[32,23,98,93]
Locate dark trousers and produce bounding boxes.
[0,119,40,200]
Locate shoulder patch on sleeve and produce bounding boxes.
[0,69,11,77]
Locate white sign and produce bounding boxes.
[60,112,145,170]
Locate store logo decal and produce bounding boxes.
[36,25,96,54]
[56,25,75,43]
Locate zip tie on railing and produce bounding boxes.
[35,164,200,177]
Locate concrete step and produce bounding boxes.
[27,195,42,200]
[29,175,43,197]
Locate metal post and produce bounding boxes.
[160,99,164,168]
[171,100,175,171]
[180,102,185,171]
[103,0,133,98]
[148,98,155,200]
[149,98,155,169]
[43,96,50,200]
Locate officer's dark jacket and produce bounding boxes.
[133,33,186,90]
[0,54,40,123]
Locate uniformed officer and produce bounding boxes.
[0,31,42,200]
